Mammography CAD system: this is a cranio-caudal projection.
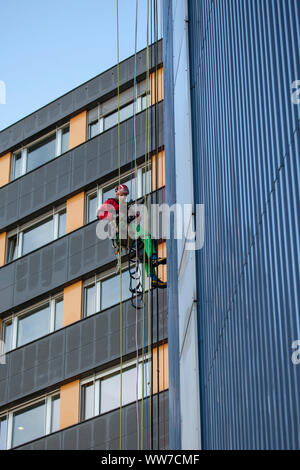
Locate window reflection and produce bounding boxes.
[17,304,50,347]
[87,193,98,223]
[0,417,7,450]
[61,127,69,154]
[22,217,53,255]
[12,401,45,448]
[3,321,12,353]
[101,270,131,311]
[58,211,66,238]
[27,134,56,172]
[83,383,94,420]
[51,396,60,433]
[7,235,18,263]
[54,299,63,331]
[85,284,97,317]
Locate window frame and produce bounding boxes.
[87,81,150,140]
[1,293,64,353]
[83,265,150,318]
[0,391,60,450]
[11,123,69,180]
[6,203,66,263]
[80,355,151,421]
[83,266,128,317]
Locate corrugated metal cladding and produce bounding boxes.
[187,0,300,449]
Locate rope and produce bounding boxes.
[116,0,123,451]
[130,0,140,450]
[142,0,150,449]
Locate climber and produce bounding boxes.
[97,183,167,289]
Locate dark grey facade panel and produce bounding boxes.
[16,391,169,450]
[0,103,164,233]
[0,188,164,316]
[188,0,300,449]
[0,290,167,408]
[0,41,163,156]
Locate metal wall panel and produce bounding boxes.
[0,103,164,233]
[0,41,163,156]
[0,290,167,408]
[0,188,164,316]
[187,0,300,449]
[162,0,182,450]
[16,391,169,450]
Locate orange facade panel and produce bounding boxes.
[150,67,164,106]
[66,192,85,234]
[69,111,87,149]
[63,280,83,327]
[158,241,167,282]
[152,150,165,190]
[0,232,6,267]
[153,343,169,394]
[0,153,11,188]
[59,380,80,429]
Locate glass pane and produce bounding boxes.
[51,396,60,433]
[61,127,69,154]
[142,94,150,110]
[27,134,56,172]
[58,211,66,237]
[83,383,94,420]
[13,153,23,179]
[22,217,53,255]
[3,321,12,352]
[12,401,45,447]
[100,365,146,414]
[54,299,63,331]
[17,304,50,347]
[88,193,98,223]
[104,111,118,131]
[85,284,97,317]
[101,270,131,311]
[89,121,100,138]
[119,102,133,122]
[7,235,18,262]
[100,372,120,414]
[0,417,7,450]
[143,168,152,195]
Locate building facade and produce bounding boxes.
[0,41,169,450]
[164,0,300,450]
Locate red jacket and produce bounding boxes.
[97,198,119,221]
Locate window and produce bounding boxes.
[84,270,131,317]
[11,125,69,180]
[83,268,150,317]
[87,80,150,140]
[6,205,66,263]
[81,358,150,420]
[0,393,60,449]
[1,295,64,352]
[86,166,151,223]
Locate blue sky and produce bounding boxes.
[0,0,162,130]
